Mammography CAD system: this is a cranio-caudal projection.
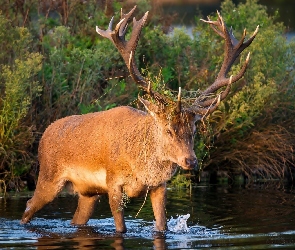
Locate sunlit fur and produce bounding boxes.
[21,103,198,233]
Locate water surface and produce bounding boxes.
[1,184,295,249]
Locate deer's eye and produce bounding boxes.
[166,129,173,136]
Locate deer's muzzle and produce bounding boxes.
[183,157,198,170]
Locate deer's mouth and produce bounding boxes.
[179,157,198,170]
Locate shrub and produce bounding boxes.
[1,0,295,192]
[192,0,295,179]
[138,0,295,180]
[0,23,42,191]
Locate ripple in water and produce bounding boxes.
[0,214,222,242]
[1,213,294,249]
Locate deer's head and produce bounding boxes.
[96,6,258,171]
[138,95,198,170]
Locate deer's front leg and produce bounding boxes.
[150,183,167,232]
[108,185,127,233]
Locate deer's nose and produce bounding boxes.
[185,157,198,170]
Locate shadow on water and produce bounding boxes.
[1,185,295,249]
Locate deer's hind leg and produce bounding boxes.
[71,194,98,225]
[21,177,65,224]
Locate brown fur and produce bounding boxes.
[21,103,197,232]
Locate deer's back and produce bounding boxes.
[38,106,148,172]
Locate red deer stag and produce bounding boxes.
[21,6,258,233]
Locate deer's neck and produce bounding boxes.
[121,114,178,186]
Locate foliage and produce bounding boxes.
[39,25,133,127]
[195,0,295,178]
[184,0,295,178]
[0,0,295,192]
[0,22,42,191]
[170,171,192,190]
[139,0,295,179]
[140,25,194,90]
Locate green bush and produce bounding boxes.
[138,0,295,179]
[1,0,295,192]
[0,20,42,191]
[192,0,295,178]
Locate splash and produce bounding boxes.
[167,214,190,233]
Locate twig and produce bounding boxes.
[135,186,149,218]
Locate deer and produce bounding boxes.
[21,6,258,233]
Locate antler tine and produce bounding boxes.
[195,75,233,108]
[118,5,136,37]
[200,11,225,38]
[176,87,182,113]
[191,76,232,116]
[190,11,258,116]
[240,25,259,50]
[96,6,173,107]
[96,17,113,40]
[202,12,258,95]
[192,93,222,118]
[108,16,114,32]
[96,6,149,89]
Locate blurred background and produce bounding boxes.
[126,0,294,37]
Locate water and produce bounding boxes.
[1,185,295,249]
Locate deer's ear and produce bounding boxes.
[138,96,160,117]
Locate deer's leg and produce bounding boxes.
[108,185,126,233]
[150,183,167,232]
[71,194,98,225]
[21,178,65,224]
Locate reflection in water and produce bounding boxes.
[31,226,125,250]
[21,219,168,249]
[32,229,167,250]
[1,186,295,249]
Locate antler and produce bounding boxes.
[96,6,147,88]
[96,8,258,116]
[96,6,173,106]
[190,11,259,116]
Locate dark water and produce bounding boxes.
[1,185,295,249]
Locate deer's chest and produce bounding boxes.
[121,165,177,197]
[123,181,148,198]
